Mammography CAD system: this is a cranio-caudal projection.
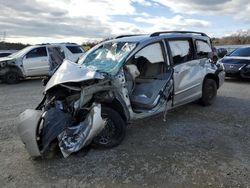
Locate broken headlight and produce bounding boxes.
[0,61,7,68]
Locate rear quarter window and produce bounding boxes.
[66,46,84,54]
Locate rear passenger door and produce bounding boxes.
[167,39,203,106]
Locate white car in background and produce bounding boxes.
[0,43,85,84]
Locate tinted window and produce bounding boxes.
[169,40,194,64]
[66,46,83,54]
[230,47,250,57]
[196,40,212,57]
[26,47,47,58]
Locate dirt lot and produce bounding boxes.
[0,78,250,188]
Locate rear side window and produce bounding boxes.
[168,40,194,65]
[196,40,212,58]
[66,46,84,54]
[26,47,47,58]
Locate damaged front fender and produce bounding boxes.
[17,104,106,158]
[58,103,106,158]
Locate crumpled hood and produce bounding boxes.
[45,60,105,92]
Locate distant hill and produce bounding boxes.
[0,42,29,50]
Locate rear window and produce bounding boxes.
[66,46,84,54]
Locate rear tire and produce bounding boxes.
[92,106,126,148]
[200,78,217,106]
[4,71,20,84]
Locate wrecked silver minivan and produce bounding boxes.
[17,31,225,158]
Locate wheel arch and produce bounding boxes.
[101,98,130,123]
[6,65,24,77]
[203,73,219,89]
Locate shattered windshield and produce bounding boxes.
[78,41,136,75]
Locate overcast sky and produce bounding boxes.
[0,0,250,44]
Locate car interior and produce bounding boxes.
[125,42,173,110]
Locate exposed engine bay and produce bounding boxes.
[17,78,112,157]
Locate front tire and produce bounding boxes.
[200,78,217,106]
[92,107,126,148]
[4,71,20,84]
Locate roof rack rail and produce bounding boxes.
[150,31,208,37]
[115,34,144,39]
[38,43,50,45]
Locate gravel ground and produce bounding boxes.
[0,78,250,188]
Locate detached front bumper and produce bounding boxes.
[16,109,42,157]
[16,104,105,158]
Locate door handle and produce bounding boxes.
[174,71,180,74]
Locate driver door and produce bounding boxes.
[23,47,49,76]
[129,41,173,110]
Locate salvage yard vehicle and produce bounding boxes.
[0,43,85,84]
[219,47,250,79]
[17,31,225,158]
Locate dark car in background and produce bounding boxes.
[0,50,16,57]
[0,52,12,57]
[219,47,250,78]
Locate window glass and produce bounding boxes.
[66,46,84,54]
[169,40,193,64]
[230,47,250,57]
[196,40,212,53]
[135,43,164,63]
[26,47,47,58]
